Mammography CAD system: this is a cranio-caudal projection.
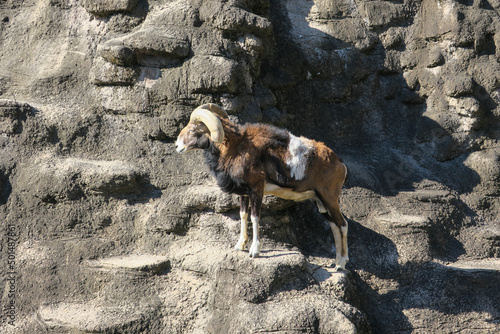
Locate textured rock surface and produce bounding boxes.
[0,0,499,333]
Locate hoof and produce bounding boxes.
[234,245,246,251]
[249,251,260,258]
[249,242,261,258]
[333,265,347,272]
[234,239,248,251]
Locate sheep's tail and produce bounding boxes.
[342,163,349,188]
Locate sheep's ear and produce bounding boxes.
[190,108,225,143]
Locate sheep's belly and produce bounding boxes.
[264,183,315,202]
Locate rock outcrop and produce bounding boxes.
[0,0,498,333]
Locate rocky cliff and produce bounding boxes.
[0,0,499,333]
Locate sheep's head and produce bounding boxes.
[175,104,227,153]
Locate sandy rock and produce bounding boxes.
[211,250,309,303]
[188,55,246,93]
[209,291,370,333]
[38,301,150,332]
[144,0,199,27]
[309,0,352,19]
[190,28,230,56]
[464,148,500,196]
[97,41,136,67]
[89,57,138,86]
[86,253,170,275]
[81,0,139,16]
[182,184,236,212]
[414,0,460,40]
[209,250,370,333]
[358,1,405,28]
[369,212,433,265]
[199,0,272,36]
[123,28,190,63]
[98,85,151,113]
[0,100,32,135]
[14,154,145,202]
[444,75,475,97]
[426,47,445,68]
[380,27,405,49]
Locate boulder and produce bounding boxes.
[81,0,139,15]
[369,212,433,266]
[464,149,500,196]
[208,251,371,333]
[38,301,152,333]
[14,154,146,203]
[358,1,405,28]
[187,55,248,94]
[122,28,190,60]
[143,0,199,27]
[199,0,272,36]
[97,41,136,67]
[444,75,475,97]
[89,57,138,86]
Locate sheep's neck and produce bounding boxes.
[218,121,242,159]
[203,122,250,195]
[205,120,242,171]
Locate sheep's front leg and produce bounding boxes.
[234,196,249,251]
[248,194,262,258]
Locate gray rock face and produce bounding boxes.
[0,0,499,333]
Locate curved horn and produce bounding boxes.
[190,108,225,143]
[196,103,229,119]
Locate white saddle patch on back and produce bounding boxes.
[287,134,313,180]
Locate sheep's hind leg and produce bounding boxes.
[317,192,349,271]
[338,223,349,270]
[234,196,249,251]
[330,221,348,271]
[330,222,343,269]
[329,204,349,271]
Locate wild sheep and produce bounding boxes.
[176,103,349,270]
